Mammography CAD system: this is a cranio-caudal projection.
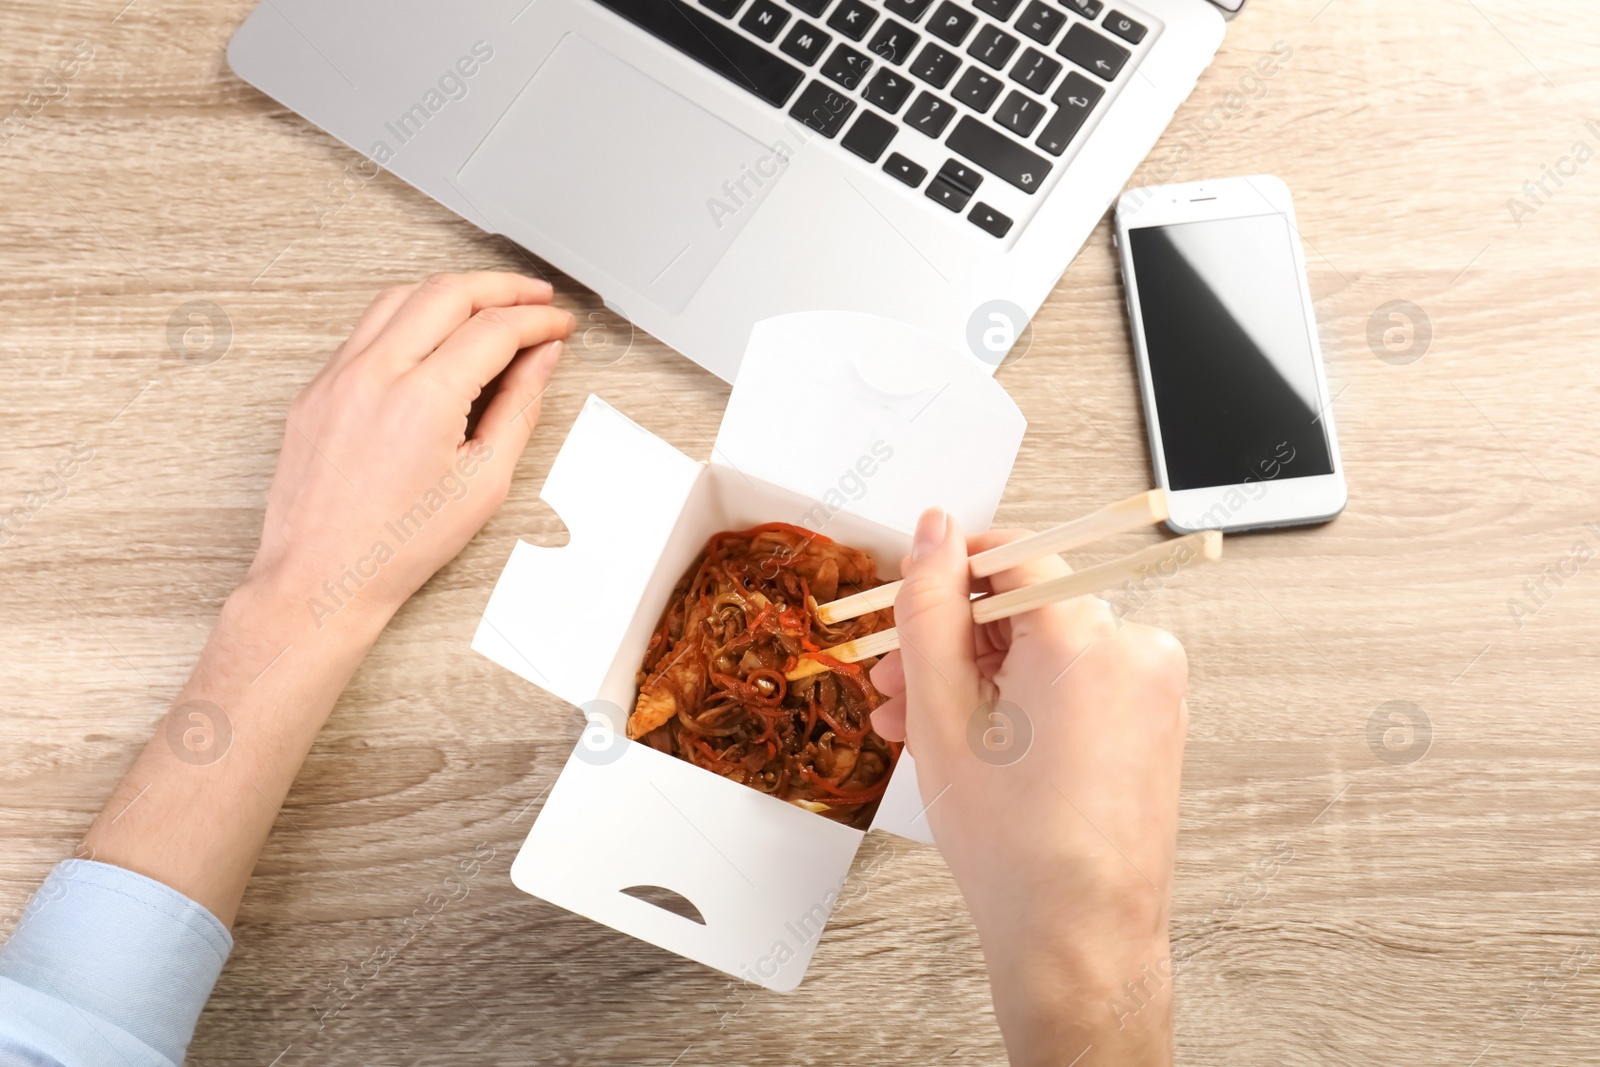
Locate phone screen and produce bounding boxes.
[1128,212,1335,491]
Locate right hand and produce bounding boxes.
[870,507,1189,1067]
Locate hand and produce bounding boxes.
[248,272,575,630]
[83,272,573,927]
[870,508,1188,1067]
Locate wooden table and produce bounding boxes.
[3,1,1598,1063]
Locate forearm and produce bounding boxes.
[0,275,565,1067]
[83,570,387,928]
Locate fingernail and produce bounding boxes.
[539,339,563,368]
[911,508,947,561]
[530,277,554,295]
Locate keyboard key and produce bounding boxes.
[789,79,856,136]
[1062,0,1103,17]
[592,0,805,107]
[1015,1,1065,45]
[821,43,873,88]
[741,0,791,41]
[884,151,928,186]
[864,68,915,111]
[827,0,878,40]
[946,115,1051,191]
[780,20,833,64]
[993,89,1045,136]
[884,0,934,18]
[969,202,1013,237]
[1009,46,1061,92]
[703,0,745,16]
[952,67,1003,111]
[1057,23,1129,80]
[1103,10,1147,44]
[937,158,983,194]
[1052,69,1104,109]
[868,19,920,64]
[1035,70,1102,154]
[909,42,961,87]
[972,0,1021,17]
[925,175,971,211]
[786,0,830,14]
[842,109,898,161]
[927,2,977,45]
[967,24,1019,70]
[904,91,957,136]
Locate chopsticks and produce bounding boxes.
[814,489,1170,626]
[787,493,1221,682]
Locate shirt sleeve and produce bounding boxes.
[0,859,233,1067]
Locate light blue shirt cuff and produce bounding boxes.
[0,859,232,1067]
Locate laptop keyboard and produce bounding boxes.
[589,0,1157,241]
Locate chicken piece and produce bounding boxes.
[630,637,706,738]
[807,556,839,605]
[789,540,876,591]
[629,570,718,738]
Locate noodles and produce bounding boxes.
[629,522,899,829]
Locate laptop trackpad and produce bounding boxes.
[457,33,785,314]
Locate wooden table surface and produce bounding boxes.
[3,0,1599,1063]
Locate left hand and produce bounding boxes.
[81,272,574,929]
[247,271,575,628]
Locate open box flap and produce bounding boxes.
[512,742,865,992]
[471,396,701,707]
[714,311,1026,537]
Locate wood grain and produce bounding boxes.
[2,1,1599,1063]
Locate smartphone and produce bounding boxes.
[1114,174,1346,533]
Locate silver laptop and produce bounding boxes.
[228,0,1226,382]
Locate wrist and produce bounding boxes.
[974,911,1172,1066]
[241,551,400,647]
[171,566,388,742]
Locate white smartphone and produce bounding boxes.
[1114,174,1346,533]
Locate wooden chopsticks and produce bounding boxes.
[814,489,1169,626]
[787,491,1221,681]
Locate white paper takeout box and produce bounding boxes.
[473,311,1025,990]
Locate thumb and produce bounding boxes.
[893,508,982,743]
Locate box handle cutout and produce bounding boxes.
[620,884,707,926]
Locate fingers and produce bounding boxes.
[964,529,1026,556]
[894,508,984,739]
[868,652,908,744]
[970,528,1073,593]
[363,272,554,371]
[899,529,1053,589]
[471,340,563,460]
[970,526,1113,649]
[419,303,575,397]
[870,694,907,743]
[326,283,419,376]
[869,650,905,697]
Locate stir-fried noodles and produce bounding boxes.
[629,523,899,829]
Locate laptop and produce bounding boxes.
[228,0,1227,382]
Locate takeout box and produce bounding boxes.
[473,312,1026,989]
